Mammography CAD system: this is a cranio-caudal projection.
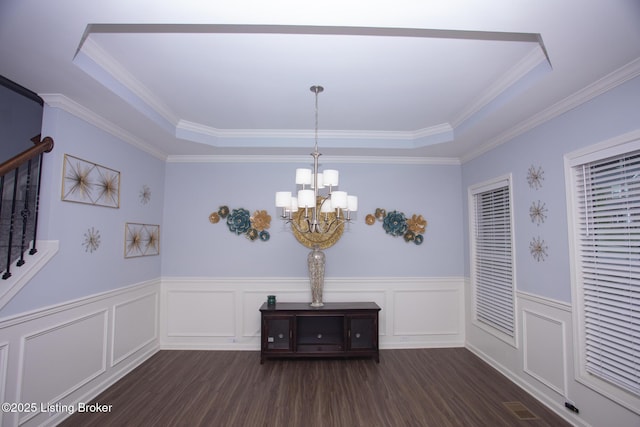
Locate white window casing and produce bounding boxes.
[565,129,640,414]
[469,174,517,347]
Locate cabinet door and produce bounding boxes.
[263,315,293,351]
[348,315,377,350]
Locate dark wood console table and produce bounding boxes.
[260,302,381,363]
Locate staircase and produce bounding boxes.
[0,135,53,279]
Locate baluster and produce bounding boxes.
[17,159,33,267]
[0,175,4,276]
[2,167,20,279]
[29,153,43,255]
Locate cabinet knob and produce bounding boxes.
[317,333,323,339]
[355,332,361,338]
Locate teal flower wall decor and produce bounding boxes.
[383,211,408,236]
[366,208,427,245]
[227,208,251,235]
[209,205,271,242]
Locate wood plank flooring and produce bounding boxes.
[59,348,571,427]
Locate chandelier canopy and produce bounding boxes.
[275,85,357,249]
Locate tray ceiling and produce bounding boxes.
[1,1,639,161]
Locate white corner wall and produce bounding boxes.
[0,280,159,427]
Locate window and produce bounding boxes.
[566,131,640,413]
[469,175,516,346]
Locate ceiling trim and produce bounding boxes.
[460,56,640,163]
[176,120,454,141]
[165,154,460,165]
[74,38,178,133]
[39,93,168,160]
[81,23,545,46]
[451,45,548,129]
[43,57,640,166]
[175,120,455,149]
[74,22,549,151]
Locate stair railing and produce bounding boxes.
[0,135,54,279]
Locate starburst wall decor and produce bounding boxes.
[526,165,545,190]
[529,200,547,226]
[530,236,548,262]
[139,184,151,205]
[82,227,101,253]
[62,154,120,208]
[124,223,160,258]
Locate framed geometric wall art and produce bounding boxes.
[124,223,160,258]
[62,154,120,208]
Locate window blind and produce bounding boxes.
[473,184,514,337]
[574,150,640,396]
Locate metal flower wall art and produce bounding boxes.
[209,205,271,242]
[365,208,427,245]
[62,154,120,208]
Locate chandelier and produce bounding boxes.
[275,85,358,249]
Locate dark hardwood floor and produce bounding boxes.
[59,348,571,427]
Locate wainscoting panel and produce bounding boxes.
[466,288,579,426]
[0,279,160,427]
[165,289,235,337]
[394,289,461,335]
[161,277,465,350]
[522,308,566,395]
[19,311,108,425]
[0,343,8,427]
[112,292,159,366]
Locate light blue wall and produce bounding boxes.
[0,107,165,317]
[162,161,464,277]
[461,75,640,303]
[4,73,637,316]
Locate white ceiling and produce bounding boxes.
[1,1,639,161]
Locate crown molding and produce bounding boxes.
[79,37,179,128]
[452,45,548,129]
[39,93,168,160]
[166,154,460,165]
[176,120,453,142]
[43,51,639,166]
[38,93,458,164]
[461,57,640,163]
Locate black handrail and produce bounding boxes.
[0,136,53,279]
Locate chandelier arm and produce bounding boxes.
[285,211,351,235]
